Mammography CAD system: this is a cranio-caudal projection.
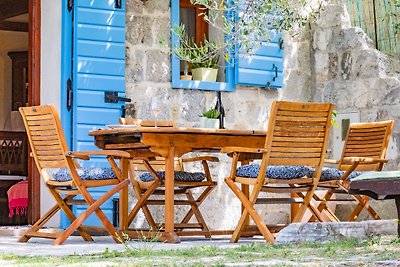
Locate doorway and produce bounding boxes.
[0,0,40,226]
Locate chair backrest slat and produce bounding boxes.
[19,105,69,171]
[266,101,334,167]
[339,120,394,171]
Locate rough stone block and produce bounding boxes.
[275,220,397,244]
[336,27,374,50]
[316,4,351,29]
[126,15,154,45]
[313,30,331,51]
[340,51,352,80]
[145,50,170,82]
[126,49,145,83]
[180,89,207,122]
[314,50,329,79]
[144,0,170,13]
[153,17,171,47]
[372,78,400,106]
[126,0,144,14]
[354,49,390,79]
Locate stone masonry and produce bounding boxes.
[125,0,400,229]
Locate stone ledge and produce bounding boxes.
[275,219,397,244]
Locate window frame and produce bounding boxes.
[171,0,236,92]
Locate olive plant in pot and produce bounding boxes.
[173,25,220,82]
[200,108,220,129]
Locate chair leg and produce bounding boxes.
[309,189,339,222]
[18,202,61,243]
[292,185,318,223]
[54,180,129,245]
[225,178,275,244]
[50,191,94,241]
[348,195,381,221]
[127,180,161,226]
[180,185,215,223]
[132,184,158,230]
[182,190,211,238]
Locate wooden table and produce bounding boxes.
[89,127,266,243]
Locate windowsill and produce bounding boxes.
[172,79,235,91]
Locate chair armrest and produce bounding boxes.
[324,159,340,164]
[66,150,131,160]
[342,157,388,164]
[220,147,267,154]
[181,156,219,163]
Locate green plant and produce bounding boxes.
[202,108,220,119]
[331,109,338,128]
[172,24,220,69]
[184,0,323,56]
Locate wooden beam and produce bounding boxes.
[0,21,28,32]
[0,0,28,21]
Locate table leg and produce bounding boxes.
[163,146,180,243]
[119,158,129,231]
[395,196,400,237]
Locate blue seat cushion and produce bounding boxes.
[307,167,362,181]
[236,164,310,179]
[51,167,117,182]
[139,171,206,182]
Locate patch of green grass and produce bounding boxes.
[1,237,400,266]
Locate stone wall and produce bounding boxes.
[307,3,400,219]
[124,0,400,228]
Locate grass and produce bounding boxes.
[1,236,400,266]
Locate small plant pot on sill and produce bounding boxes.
[200,117,219,129]
[180,74,192,80]
[192,68,218,82]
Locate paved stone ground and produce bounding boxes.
[0,221,399,266]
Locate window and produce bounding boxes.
[171,0,284,92]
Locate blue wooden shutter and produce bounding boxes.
[61,0,126,228]
[73,0,126,153]
[236,33,284,88]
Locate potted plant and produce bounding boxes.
[173,25,220,82]
[200,108,220,129]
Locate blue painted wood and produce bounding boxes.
[76,74,125,90]
[60,0,73,149]
[61,0,126,228]
[236,41,284,88]
[78,0,120,10]
[77,57,125,76]
[238,69,283,88]
[77,8,125,26]
[77,40,125,59]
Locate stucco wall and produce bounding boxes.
[124,0,400,228]
[40,0,62,227]
[0,31,28,130]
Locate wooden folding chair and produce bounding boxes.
[18,105,131,245]
[223,101,334,243]
[311,120,394,222]
[120,118,218,238]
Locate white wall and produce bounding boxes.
[0,31,28,130]
[41,0,62,227]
